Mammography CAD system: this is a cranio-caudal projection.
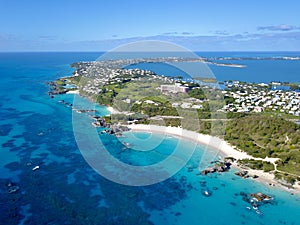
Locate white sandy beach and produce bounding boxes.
[128,124,270,161]
[127,124,300,195]
[66,90,79,94]
[107,106,121,114]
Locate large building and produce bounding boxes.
[160,84,189,93]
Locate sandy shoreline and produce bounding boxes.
[66,90,80,94]
[107,106,121,114]
[64,91,300,196]
[127,124,300,196]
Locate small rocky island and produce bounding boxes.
[250,192,273,202]
[239,191,274,215]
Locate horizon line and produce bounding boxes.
[1,50,300,53]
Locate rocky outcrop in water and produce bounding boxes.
[201,160,232,175]
[46,81,67,97]
[235,170,259,179]
[239,191,274,215]
[92,117,130,135]
[250,192,272,202]
[7,182,20,194]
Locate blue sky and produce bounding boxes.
[1,0,300,51]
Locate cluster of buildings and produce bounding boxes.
[220,81,300,116]
[68,61,300,117]
[171,97,204,109]
[71,61,170,95]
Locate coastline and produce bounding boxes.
[59,73,300,197]
[127,124,300,196]
[62,87,300,197]
[66,90,79,94]
[107,106,121,114]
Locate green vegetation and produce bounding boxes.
[67,75,82,84]
[53,79,67,92]
[225,114,300,176]
[96,87,118,106]
[274,171,300,185]
[54,76,82,93]
[55,80,65,85]
[238,159,275,172]
[131,97,179,117]
[188,88,206,100]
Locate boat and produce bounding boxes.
[201,189,212,197]
[32,166,40,171]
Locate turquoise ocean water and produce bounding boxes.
[0,52,300,225]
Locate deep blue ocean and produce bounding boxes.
[126,51,300,83]
[1,52,300,225]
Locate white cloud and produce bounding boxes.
[257,24,300,31]
[1,31,300,51]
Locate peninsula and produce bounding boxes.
[49,57,300,193]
